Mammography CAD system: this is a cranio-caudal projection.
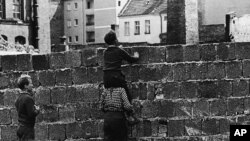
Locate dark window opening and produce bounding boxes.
[1,34,7,41]
[15,36,26,44]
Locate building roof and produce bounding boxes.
[119,0,167,17]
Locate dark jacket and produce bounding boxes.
[15,92,39,127]
[103,46,138,71]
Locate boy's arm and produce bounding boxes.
[121,88,133,112]
[120,48,139,63]
[25,97,40,118]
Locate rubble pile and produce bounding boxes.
[0,36,39,54]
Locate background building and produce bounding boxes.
[118,0,167,44]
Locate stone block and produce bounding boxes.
[81,48,98,67]
[148,47,166,63]
[141,100,160,118]
[51,86,67,104]
[180,82,197,98]
[28,71,39,87]
[210,99,227,116]
[186,63,207,80]
[0,125,18,141]
[131,46,149,64]
[228,98,244,115]
[65,50,81,68]
[72,67,88,85]
[130,83,147,100]
[235,42,250,60]
[232,80,249,97]
[38,70,56,86]
[0,91,4,106]
[243,60,250,78]
[166,45,183,63]
[87,67,103,83]
[173,63,187,81]
[168,120,185,137]
[66,122,85,139]
[11,108,18,124]
[207,62,225,79]
[198,81,218,98]
[48,124,66,141]
[130,65,140,82]
[183,44,200,61]
[32,54,50,70]
[217,42,236,61]
[174,100,192,117]
[201,118,220,135]
[8,72,22,88]
[58,104,75,122]
[219,118,230,134]
[3,89,19,107]
[35,124,48,140]
[82,84,99,102]
[0,109,11,125]
[1,55,17,71]
[0,73,9,89]
[139,64,159,82]
[17,54,33,71]
[200,44,216,61]
[225,61,242,79]
[50,52,66,69]
[217,80,232,97]
[40,105,59,122]
[155,82,180,99]
[97,47,105,67]
[193,100,210,117]
[35,86,51,105]
[159,100,175,118]
[55,69,72,86]
[82,121,99,138]
[184,119,202,136]
[155,64,173,82]
[66,86,78,103]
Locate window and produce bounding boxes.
[0,0,5,19]
[124,22,130,36]
[86,15,94,25]
[68,36,72,43]
[164,16,167,21]
[74,19,78,26]
[1,35,7,41]
[75,36,79,42]
[15,36,25,44]
[13,0,22,19]
[134,21,140,35]
[74,3,78,9]
[145,20,150,34]
[67,3,71,11]
[118,1,121,6]
[67,20,71,27]
[86,31,95,42]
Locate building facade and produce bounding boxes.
[0,0,51,53]
[118,0,167,44]
[0,0,33,45]
[63,0,128,44]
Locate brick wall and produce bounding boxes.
[199,24,225,43]
[1,42,250,140]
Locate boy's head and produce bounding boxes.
[104,31,118,45]
[17,74,33,92]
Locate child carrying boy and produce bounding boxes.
[103,30,139,123]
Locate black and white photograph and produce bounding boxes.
[0,0,250,141]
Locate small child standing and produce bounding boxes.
[103,30,139,123]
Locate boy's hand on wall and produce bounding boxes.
[134,52,139,58]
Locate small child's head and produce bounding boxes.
[104,31,118,45]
